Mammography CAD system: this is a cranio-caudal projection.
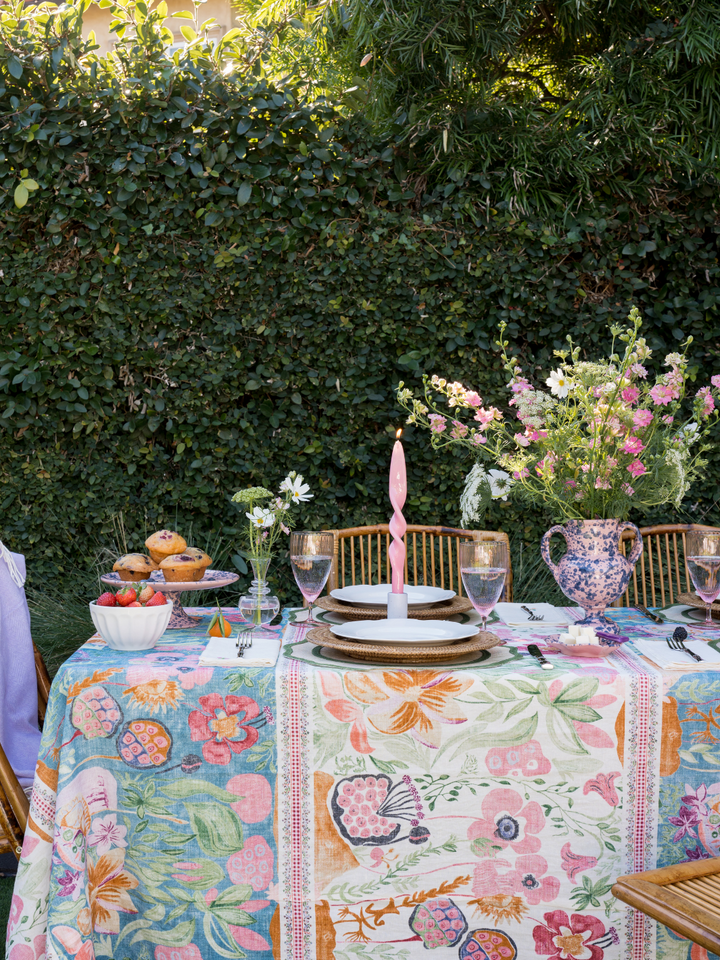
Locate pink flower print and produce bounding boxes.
[451,420,468,439]
[428,414,447,434]
[632,409,653,429]
[621,436,644,456]
[155,946,203,960]
[88,815,127,855]
[533,910,617,960]
[226,835,274,891]
[668,806,700,842]
[472,854,559,906]
[226,774,273,823]
[627,460,646,478]
[8,895,23,936]
[560,843,598,882]
[319,671,373,753]
[229,926,272,952]
[188,694,260,764]
[465,391,483,408]
[485,741,551,778]
[650,383,676,406]
[467,787,545,855]
[712,375,720,390]
[621,386,640,404]
[125,652,213,691]
[582,772,620,806]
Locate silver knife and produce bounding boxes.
[527,644,554,670]
[634,604,665,624]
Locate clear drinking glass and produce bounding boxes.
[686,529,720,628]
[459,539,508,632]
[290,532,335,626]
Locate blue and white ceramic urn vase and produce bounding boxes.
[541,518,643,634]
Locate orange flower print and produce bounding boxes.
[86,848,139,934]
[345,670,472,748]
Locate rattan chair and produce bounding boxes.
[325,524,513,601]
[613,858,720,954]
[616,523,720,608]
[0,642,51,858]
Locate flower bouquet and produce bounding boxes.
[397,307,720,629]
[231,473,312,627]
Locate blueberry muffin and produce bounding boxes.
[184,547,212,571]
[159,553,205,582]
[145,530,187,564]
[113,554,158,582]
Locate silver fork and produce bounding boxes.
[521,605,544,621]
[236,629,253,658]
[666,635,703,662]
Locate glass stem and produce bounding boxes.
[707,602,713,625]
[481,616,487,633]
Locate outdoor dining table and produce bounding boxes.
[7,604,720,960]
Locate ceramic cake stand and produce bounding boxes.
[101,569,239,628]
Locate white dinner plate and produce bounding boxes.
[330,619,478,647]
[330,584,455,609]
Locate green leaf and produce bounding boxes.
[8,58,23,79]
[183,801,245,857]
[237,182,252,206]
[14,183,28,208]
[160,778,237,803]
[131,919,195,947]
[553,677,598,704]
[180,24,197,41]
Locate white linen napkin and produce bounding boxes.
[633,638,720,670]
[495,602,573,626]
[199,633,281,667]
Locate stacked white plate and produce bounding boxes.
[330,583,455,609]
[330,619,478,647]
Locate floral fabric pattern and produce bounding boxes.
[8,606,714,960]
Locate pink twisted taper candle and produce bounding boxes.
[388,430,407,594]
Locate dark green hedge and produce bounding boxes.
[2,8,720,595]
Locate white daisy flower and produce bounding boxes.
[546,369,570,398]
[286,475,313,502]
[246,506,275,528]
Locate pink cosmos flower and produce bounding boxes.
[627,460,646,478]
[467,787,546,855]
[464,391,482,408]
[631,363,648,378]
[633,409,653,429]
[450,420,468,439]
[515,433,530,447]
[650,383,676,406]
[473,433,487,445]
[621,386,640,404]
[712,375,720,390]
[621,436,644,456]
[428,414,446,434]
[474,408,494,425]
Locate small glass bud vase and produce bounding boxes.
[238,557,280,631]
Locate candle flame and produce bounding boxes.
[396,428,403,439]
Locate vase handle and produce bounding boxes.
[618,521,643,567]
[541,524,567,581]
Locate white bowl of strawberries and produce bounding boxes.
[90,583,171,650]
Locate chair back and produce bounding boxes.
[617,523,720,607]
[325,524,513,601]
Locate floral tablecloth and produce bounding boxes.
[7,606,720,960]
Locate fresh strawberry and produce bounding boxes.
[145,592,167,606]
[116,585,137,606]
[137,583,155,604]
[128,601,142,607]
[96,592,117,607]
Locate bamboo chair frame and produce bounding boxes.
[615,523,720,608]
[0,642,51,859]
[613,857,720,954]
[325,525,513,601]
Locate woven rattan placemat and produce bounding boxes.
[315,594,473,621]
[677,591,720,613]
[305,626,501,662]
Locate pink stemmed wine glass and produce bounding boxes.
[290,532,334,626]
[459,540,508,632]
[686,529,720,629]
